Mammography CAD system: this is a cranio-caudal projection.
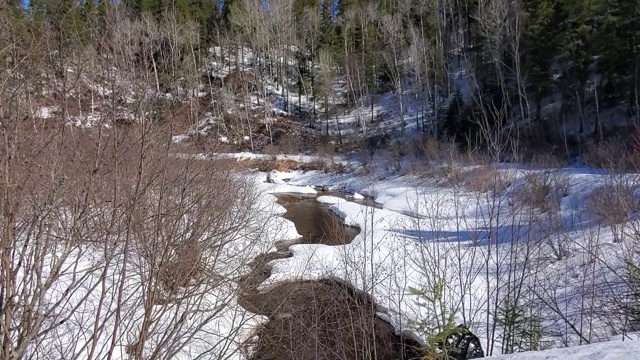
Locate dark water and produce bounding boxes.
[274,193,360,245]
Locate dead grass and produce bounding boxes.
[462,166,512,193]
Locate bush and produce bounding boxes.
[235,158,299,172]
[582,138,638,171]
[513,171,570,213]
[585,182,638,242]
[463,166,511,194]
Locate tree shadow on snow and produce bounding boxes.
[391,224,540,246]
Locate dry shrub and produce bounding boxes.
[420,136,441,161]
[586,183,638,241]
[379,140,404,172]
[513,171,570,212]
[297,158,347,173]
[410,135,440,158]
[235,158,299,172]
[316,143,348,173]
[462,166,511,193]
[297,158,328,171]
[436,161,464,186]
[279,136,305,154]
[404,135,441,174]
[529,152,568,169]
[263,143,280,156]
[158,240,205,295]
[328,161,347,173]
[583,139,637,171]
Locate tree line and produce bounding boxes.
[3,0,640,153]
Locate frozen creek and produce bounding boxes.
[237,192,421,360]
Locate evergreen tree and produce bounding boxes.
[319,0,337,50]
[336,0,359,17]
[522,0,566,120]
[444,88,464,140]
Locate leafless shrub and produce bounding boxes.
[380,139,404,172]
[235,157,300,171]
[421,136,441,162]
[463,166,512,194]
[403,135,442,174]
[436,160,464,187]
[583,139,636,171]
[329,161,347,173]
[317,144,348,173]
[263,143,281,156]
[585,183,638,242]
[513,171,570,213]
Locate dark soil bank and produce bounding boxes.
[237,193,421,360]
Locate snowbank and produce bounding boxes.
[489,339,640,360]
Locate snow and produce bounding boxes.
[172,134,190,143]
[35,106,59,119]
[353,192,365,200]
[316,196,347,204]
[266,183,317,195]
[489,338,640,360]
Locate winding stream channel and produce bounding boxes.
[238,192,421,360]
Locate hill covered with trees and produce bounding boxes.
[2,0,640,160]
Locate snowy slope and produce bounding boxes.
[489,338,640,360]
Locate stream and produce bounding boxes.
[237,192,421,360]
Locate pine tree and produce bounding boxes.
[336,0,359,17]
[444,89,464,140]
[558,0,604,131]
[522,0,566,120]
[319,0,337,50]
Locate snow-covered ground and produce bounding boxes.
[489,338,640,359]
[252,164,640,358]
